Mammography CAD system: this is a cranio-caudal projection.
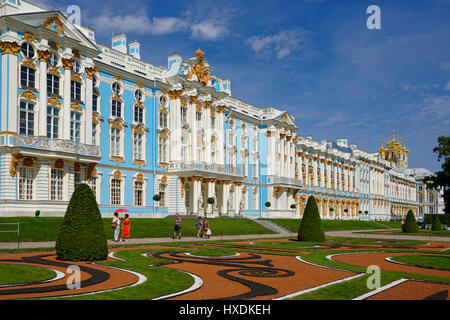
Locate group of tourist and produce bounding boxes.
[112,212,131,242]
[111,212,212,242]
[173,213,211,239]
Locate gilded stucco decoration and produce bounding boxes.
[193,48,211,87]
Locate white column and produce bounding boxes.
[6,49,19,133]
[62,58,72,141]
[217,107,225,165]
[207,179,215,216]
[313,160,318,187]
[37,50,49,137]
[192,178,201,215]
[85,70,94,145]
[221,182,230,215]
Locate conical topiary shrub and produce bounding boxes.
[298,196,325,242]
[56,183,108,261]
[403,210,419,233]
[432,215,442,231]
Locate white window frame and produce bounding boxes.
[19,100,35,136]
[18,167,34,200]
[50,168,64,201]
[70,111,82,143]
[47,106,60,139]
[134,180,145,207]
[133,131,145,161]
[110,127,122,158]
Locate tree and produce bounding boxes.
[56,184,108,261]
[432,215,442,231]
[298,196,325,242]
[403,210,419,233]
[424,136,450,214]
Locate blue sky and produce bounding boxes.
[33,0,450,172]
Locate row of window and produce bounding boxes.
[17,167,151,207]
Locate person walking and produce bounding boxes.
[173,213,182,239]
[112,212,121,242]
[202,217,210,239]
[120,214,131,242]
[195,217,203,238]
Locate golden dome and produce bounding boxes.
[195,48,205,57]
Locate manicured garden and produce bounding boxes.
[0,216,276,243]
[0,264,56,286]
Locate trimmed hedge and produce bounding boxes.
[297,196,325,242]
[403,210,419,233]
[56,184,108,261]
[432,215,442,231]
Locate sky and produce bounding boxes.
[31,0,450,172]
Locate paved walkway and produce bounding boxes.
[1,229,449,250]
[0,233,296,250]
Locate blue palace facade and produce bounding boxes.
[0,1,444,220]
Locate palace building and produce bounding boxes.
[0,1,444,220]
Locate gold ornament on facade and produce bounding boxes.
[62,58,75,70]
[85,67,97,80]
[74,162,81,172]
[112,119,124,130]
[22,59,36,68]
[133,160,146,167]
[55,159,64,169]
[168,90,183,100]
[48,67,60,76]
[189,95,198,104]
[113,170,122,179]
[193,48,211,86]
[134,124,146,135]
[37,50,51,62]
[87,163,97,182]
[20,90,37,101]
[23,157,34,167]
[160,129,169,139]
[48,97,61,106]
[0,41,21,56]
[71,103,82,112]
[9,154,21,177]
[43,14,65,36]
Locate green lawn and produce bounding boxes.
[0,264,56,286]
[0,217,275,243]
[50,249,195,300]
[390,255,450,270]
[268,219,401,234]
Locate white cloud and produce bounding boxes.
[444,81,450,90]
[190,20,229,41]
[246,28,314,59]
[418,95,450,124]
[91,12,187,36]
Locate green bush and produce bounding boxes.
[403,210,419,233]
[432,215,442,231]
[55,184,108,261]
[297,196,325,242]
